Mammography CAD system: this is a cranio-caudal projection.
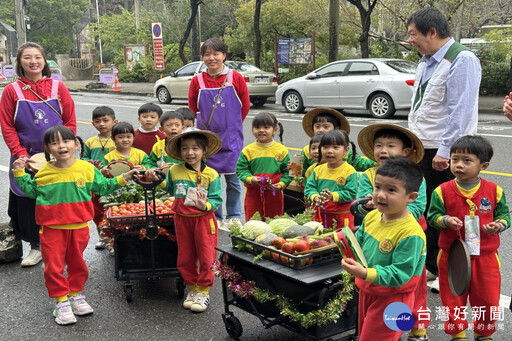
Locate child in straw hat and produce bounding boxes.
[356,123,430,340]
[146,129,222,313]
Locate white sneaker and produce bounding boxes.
[430,277,439,293]
[190,293,210,312]
[21,249,42,267]
[219,218,241,232]
[426,270,437,281]
[183,291,197,309]
[216,219,227,231]
[69,294,94,315]
[53,301,77,325]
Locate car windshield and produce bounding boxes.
[225,61,263,72]
[383,60,417,73]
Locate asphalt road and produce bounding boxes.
[1,92,511,340]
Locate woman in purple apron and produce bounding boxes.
[188,38,250,230]
[0,42,76,267]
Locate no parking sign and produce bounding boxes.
[152,23,164,70]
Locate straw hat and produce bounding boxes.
[302,107,350,137]
[165,129,222,162]
[357,124,424,164]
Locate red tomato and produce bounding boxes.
[271,237,286,250]
[294,240,310,253]
[281,242,295,254]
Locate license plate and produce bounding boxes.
[255,77,267,84]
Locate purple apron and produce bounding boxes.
[196,70,243,174]
[8,79,63,196]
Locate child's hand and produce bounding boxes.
[122,169,141,182]
[250,176,261,185]
[271,183,282,191]
[144,169,160,182]
[13,157,28,170]
[341,258,367,279]
[133,165,144,170]
[364,194,376,210]
[446,216,463,230]
[100,166,111,177]
[321,189,332,202]
[482,221,502,235]
[192,189,208,211]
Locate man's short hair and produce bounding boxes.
[376,156,423,193]
[450,135,493,163]
[407,7,450,39]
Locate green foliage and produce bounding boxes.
[27,33,74,57]
[479,62,510,95]
[369,37,404,59]
[117,63,149,82]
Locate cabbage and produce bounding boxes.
[303,221,324,232]
[240,220,271,240]
[268,218,296,237]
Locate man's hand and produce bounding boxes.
[432,154,449,171]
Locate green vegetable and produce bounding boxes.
[268,218,297,237]
[240,220,272,240]
[249,211,262,221]
[292,208,314,225]
[264,212,290,223]
[283,225,315,239]
[98,181,170,207]
[303,221,324,231]
[254,233,278,246]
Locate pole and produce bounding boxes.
[135,0,141,44]
[274,33,278,77]
[95,0,103,63]
[15,0,26,46]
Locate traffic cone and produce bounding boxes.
[0,71,5,81]
[112,73,122,91]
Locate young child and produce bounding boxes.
[101,122,149,177]
[146,129,222,313]
[304,134,323,181]
[12,125,139,325]
[342,156,426,341]
[235,112,292,221]
[301,107,375,175]
[144,111,185,169]
[82,106,118,250]
[427,135,510,341]
[133,103,166,155]
[304,130,358,228]
[356,124,430,340]
[176,107,196,128]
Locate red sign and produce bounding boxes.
[152,23,164,70]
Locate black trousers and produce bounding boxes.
[8,190,40,244]
[420,149,454,276]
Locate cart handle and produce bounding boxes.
[350,197,372,222]
[132,170,166,189]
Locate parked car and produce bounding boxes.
[153,61,278,107]
[275,58,417,119]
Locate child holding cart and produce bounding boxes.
[342,156,426,341]
[12,125,140,326]
[427,135,510,341]
[101,122,149,177]
[235,112,291,221]
[304,130,358,228]
[301,107,375,174]
[146,129,222,313]
[144,111,185,169]
[82,106,118,250]
[356,124,429,340]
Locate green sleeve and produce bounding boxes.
[143,151,159,169]
[164,170,175,196]
[494,189,511,230]
[13,171,38,199]
[101,156,109,168]
[235,151,252,185]
[301,149,315,177]
[357,172,373,199]
[372,235,425,287]
[82,144,92,161]
[278,152,292,188]
[303,169,319,202]
[345,150,376,172]
[332,172,358,203]
[90,167,122,196]
[140,155,150,169]
[407,178,427,221]
[427,188,446,229]
[206,176,223,211]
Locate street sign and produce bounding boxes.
[152,22,165,70]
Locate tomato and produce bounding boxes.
[281,242,295,254]
[271,237,286,250]
[294,240,310,253]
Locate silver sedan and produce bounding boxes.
[275,58,417,119]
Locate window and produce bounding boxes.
[176,63,200,77]
[315,62,347,78]
[346,62,378,76]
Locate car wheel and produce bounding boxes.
[283,91,305,113]
[250,97,267,107]
[156,87,172,104]
[369,93,395,119]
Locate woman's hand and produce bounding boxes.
[341,258,367,279]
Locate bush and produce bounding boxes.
[480,61,510,95]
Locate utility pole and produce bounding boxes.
[95,0,103,63]
[135,0,141,44]
[15,0,26,47]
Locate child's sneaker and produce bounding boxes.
[53,301,77,325]
[182,291,197,309]
[190,293,210,312]
[107,244,115,257]
[69,294,94,315]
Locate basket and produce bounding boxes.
[106,207,150,228]
[230,235,341,270]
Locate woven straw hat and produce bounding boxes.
[302,107,350,137]
[357,124,424,164]
[165,129,222,162]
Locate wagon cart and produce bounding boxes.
[104,170,185,302]
[216,244,358,340]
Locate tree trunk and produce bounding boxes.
[179,0,201,65]
[191,16,200,61]
[328,0,340,62]
[347,0,378,58]
[254,0,262,67]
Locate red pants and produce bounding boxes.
[174,212,218,288]
[438,249,501,337]
[358,290,415,340]
[92,193,104,226]
[412,266,430,330]
[244,186,283,221]
[39,226,90,298]
[313,209,354,229]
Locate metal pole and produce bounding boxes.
[95,0,103,63]
[15,0,26,46]
[198,3,201,44]
[135,0,141,44]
